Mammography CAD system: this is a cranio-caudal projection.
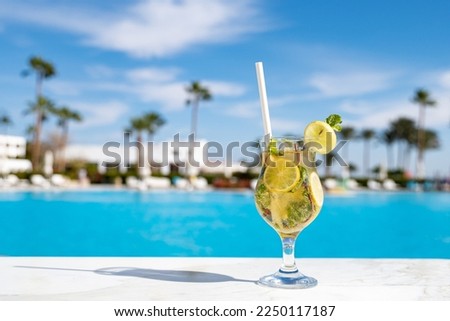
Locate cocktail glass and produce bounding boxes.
[254,137,323,289]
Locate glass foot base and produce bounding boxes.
[257,269,317,289]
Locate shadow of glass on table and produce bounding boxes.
[95,267,255,283]
[14,265,255,284]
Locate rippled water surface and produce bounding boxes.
[1,190,449,258]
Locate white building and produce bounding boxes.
[0,135,32,174]
[64,139,250,177]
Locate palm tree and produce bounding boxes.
[381,129,395,169]
[0,114,12,135]
[339,126,355,166]
[422,129,440,151]
[324,150,336,177]
[143,112,166,142]
[185,81,212,179]
[185,81,212,137]
[403,126,418,172]
[143,112,165,171]
[388,117,416,170]
[412,89,436,178]
[25,125,36,140]
[23,56,56,170]
[24,96,55,162]
[361,129,375,177]
[128,116,148,169]
[53,106,82,171]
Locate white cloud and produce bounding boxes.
[70,101,129,127]
[346,101,413,129]
[47,81,83,96]
[439,71,450,88]
[268,95,301,107]
[203,81,246,97]
[47,65,247,111]
[47,78,131,97]
[339,99,375,116]
[135,80,246,111]
[133,82,187,110]
[345,95,450,129]
[224,101,259,119]
[84,65,117,79]
[309,71,397,97]
[340,69,450,130]
[126,67,180,83]
[0,1,103,33]
[65,144,112,162]
[0,0,266,58]
[122,69,247,109]
[224,95,300,119]
[271,118,304,133]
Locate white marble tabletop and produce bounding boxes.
[0,257,449,301]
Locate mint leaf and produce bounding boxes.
[268,138,278,155]
[255,183,271,209]
[325,114,342,132]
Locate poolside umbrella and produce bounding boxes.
[43,150,53,177]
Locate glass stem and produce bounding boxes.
[280,236,298,273]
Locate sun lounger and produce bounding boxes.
[383,179,398,190]
[367,180,381,190]
[30,174,51,188]
[50,174,68,187]
[174,177,189,189]
[191,177,208,190]
[323,178,338,190]
[346,179,360,190]
[126,176,139,188]
[5,174,20,187]
[144,177,171,189]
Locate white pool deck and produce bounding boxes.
[0,257,449,301]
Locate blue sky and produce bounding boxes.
[0,0,449,177]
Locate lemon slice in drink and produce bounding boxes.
[309,171,323,207]
[264,158,300,192]
[304,121,337,154]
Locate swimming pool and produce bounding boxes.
[0,189,449,258]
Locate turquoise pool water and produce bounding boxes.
[0,190,449,258]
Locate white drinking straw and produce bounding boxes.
[255,62,272,138]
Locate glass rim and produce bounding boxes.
[265,135,303,139]
[259,136,304,143]
[259,136,306,152]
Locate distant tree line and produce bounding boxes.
[338,89,439,179]
[0,54,214,177]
